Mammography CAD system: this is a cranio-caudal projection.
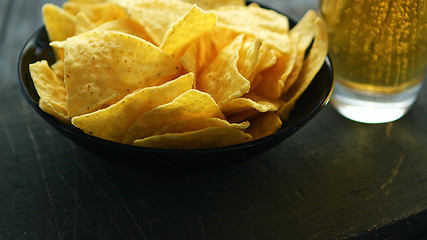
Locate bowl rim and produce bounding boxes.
[16,6,334,156]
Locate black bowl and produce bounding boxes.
[17,7,334,173]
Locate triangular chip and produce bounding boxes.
[237,36,262,79]
[51,31,180,117]
[50,60,65,84]
[63,2,127,24]
[209,25,241,52]
[74,12,96,34]
[179,32,216,78]
[253,44,297,99]
[122,89,225,144]
[42,4,75,60]
[180,0,245,10]
[72,73,194,142]
[90,17,154,43]
[213,3,291,53]
[248,43,277,87]
[133,126,252,149]
[112,0,193,45]
[197,34,250,105]
[246,112,282,140]
[226,109,260,123]
[29,60,69,122]
[282,10,317,93]
[68,0,107,3]
[160,5,217,59]
[155,117,249,135]
[42,4,76,42]
[278,17,329,120]
[38,100,66,123]
[221,92,284,116]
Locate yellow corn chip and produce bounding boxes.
[160,5,217,59]
[122,89,225,144]
[278,17,328,120]
[74,12,96,34]
[133,126,252,149]
[197,34,250,105]
[155,117,249,135]
[38,100,65,123]
[112,0,193,45]
[42,3,75,60]
[180,0,245,10]
[213,3,291,53]
[290,10,317,52]
[209,25,241,52]
[226,109,260,123]
[29,60,69,122]
[253,44,297,99]
[221,92,284,116]
[90,17,154,43]
[246,112,282,140]
[179,33,216,78]
[72,73,194,142]
[63,2,127,24]
[282,10,317,93]
[68,0,107,3]
[237,36,262,79]
[248,43,277,87]
[42,4,76,42]
[50,60,65,84]
[51,31,180,117]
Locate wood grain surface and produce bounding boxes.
[1,0,426,239]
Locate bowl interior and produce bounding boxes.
[17,9,334,173]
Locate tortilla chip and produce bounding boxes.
[68,0,107,3]
[29,60,69,122]
[42,4,76,42]
[90,17,154,43]
[180,0,245,10]
[197,34,250,105]
[155,117,249,135]
[160,5,217,59]
[50,60,65,84]
[122,89,225,144]
[246,112,282,140]
[51,31,180,117]
[133,126,252,149]
[282,10,317,93]
[237,36,262,79]
[221,92,283,116]
[179,33,216,78]
[213,3,291,53]
[74,12,96,34]
[72,73,194,142]
[248,43,277,87]
[63,2,127,24]
[112,0,193,45]
[253,44,297,99]
[278,17,328,120]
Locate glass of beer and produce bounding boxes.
[319,0,427,123]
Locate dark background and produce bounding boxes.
[1,0,426,239]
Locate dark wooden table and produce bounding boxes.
[1,0,426,239]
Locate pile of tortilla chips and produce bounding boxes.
[29,0,328,149]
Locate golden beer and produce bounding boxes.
[320,0,427,94]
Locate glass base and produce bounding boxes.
[331,80,423,124]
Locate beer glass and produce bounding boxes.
[319,0,427,123]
